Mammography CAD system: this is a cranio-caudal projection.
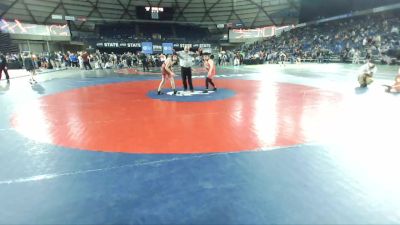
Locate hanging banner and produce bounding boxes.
[96,42,141,48]
[141,42,153,54]
[199,44,211,48]
[0,19,70,37]
[95,41,212,51]
[153,44,162,53]
[229,26,275,42]
[103,42,119,47]
[180,43,192,48]
[162,43,173,54]
[127,43,141,48]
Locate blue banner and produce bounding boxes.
[162,43,174,55]
[141,42,153,54]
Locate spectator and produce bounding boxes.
[0,52,10,82]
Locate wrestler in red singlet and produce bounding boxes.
[207,60,216,78]
[203,54,217,93]
[162,61,173,79]
[384,68,400,93]
[393,74,400,92]
[157,55,177,95]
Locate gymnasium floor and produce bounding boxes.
[0,63,399,224]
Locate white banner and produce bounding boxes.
[229,26,275,43]
[0,19,70,37]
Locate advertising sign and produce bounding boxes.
[153,44,162,53]
[0,19,70,37]
[141,42,153,54]
[162,43,173,54]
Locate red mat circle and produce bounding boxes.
[11,79,341,154]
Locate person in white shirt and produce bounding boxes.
[352,49,360,64]
[234,55,240,66]
[279,51,287,66]
[177,46,195,92]
[78,52,84,70]
[363,38,368,46]
[358,59,377,88]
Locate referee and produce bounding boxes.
[0,52,10,82]
[177,46,195,92]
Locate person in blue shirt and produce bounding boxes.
[69,53,78,68]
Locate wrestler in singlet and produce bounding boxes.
[203,55,217,93]
[207,61,216,78]
[157,56,177,95]
[394,75,400,91]
[162,60,173,78]
[383,68,400,93]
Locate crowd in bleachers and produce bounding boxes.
[0,51,92,70]
[238,11,400,65]
[92,23,213,43]
[3,10,400,75]
[0,50,201,73]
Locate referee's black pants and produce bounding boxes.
[0,65,9,80]
[181,67,193,91]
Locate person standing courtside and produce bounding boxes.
[177,46,195,92]
[23,52,37,84]
[140,52,149,72]
[203,54,217,93]
[0,52,10,82]
[81,51,92,70]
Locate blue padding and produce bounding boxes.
[148,88,236,102]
